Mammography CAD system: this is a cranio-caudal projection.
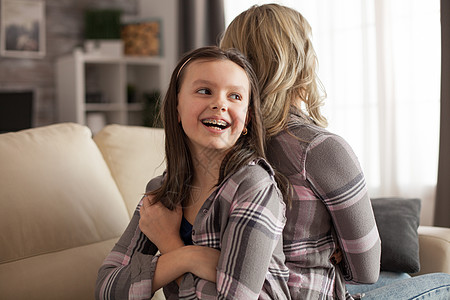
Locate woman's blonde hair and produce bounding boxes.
[220,4,328,137]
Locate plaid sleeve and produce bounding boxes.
[306,134,381,284]
[95,197,160,300]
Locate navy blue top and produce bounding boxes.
[180,215,193,245]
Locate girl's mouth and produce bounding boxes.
[201,119,230,130]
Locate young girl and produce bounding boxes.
[95,46,290,299]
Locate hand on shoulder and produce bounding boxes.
[139,195,184,253]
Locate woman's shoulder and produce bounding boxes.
[267,112,356,173]
[287,113,330,138]
[275,112,350,150]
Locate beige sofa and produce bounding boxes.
[0,123,448,299]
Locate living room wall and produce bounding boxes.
[0,0,137,127]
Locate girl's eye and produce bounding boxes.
[230,93,242,100]
[197,88,211,95]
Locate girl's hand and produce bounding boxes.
[185,245,220,282]
[139,195,184,253]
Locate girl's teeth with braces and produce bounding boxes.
[203,119,228,129]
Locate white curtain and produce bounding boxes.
[224,0,441,225]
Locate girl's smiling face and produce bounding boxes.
[177,58,250,157]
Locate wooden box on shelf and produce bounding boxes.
[121,20,161,56]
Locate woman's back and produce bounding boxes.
[266,111,380,299]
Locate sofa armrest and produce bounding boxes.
[414,225,450,276]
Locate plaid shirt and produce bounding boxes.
[266,110,381,300]
[96,159,290,300]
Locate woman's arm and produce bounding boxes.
[306,134,381,284]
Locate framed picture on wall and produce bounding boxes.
[0,0,45,58]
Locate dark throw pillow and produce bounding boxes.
[371,197,421,273]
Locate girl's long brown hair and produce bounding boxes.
[149,46,280,210]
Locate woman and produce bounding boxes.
[221,3,450,300]
[221,3,381,299]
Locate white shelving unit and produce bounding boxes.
[56,49,166,133]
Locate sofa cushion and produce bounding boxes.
[94,124,166,217]
[416,225,450,276]
[0,238,117,300]
[371,197,421,273]
[0,123,130,264]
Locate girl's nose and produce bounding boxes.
[211,104,227,111]
[211,97,227,111]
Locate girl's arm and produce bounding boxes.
[96,174,222,299]
[95,199,161,300]
[95,198,192,299]
[153,245,220,292]
[178,164,290,299]
[139,196,220,290]
[139,196,184,255]
[306,134,381,284]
